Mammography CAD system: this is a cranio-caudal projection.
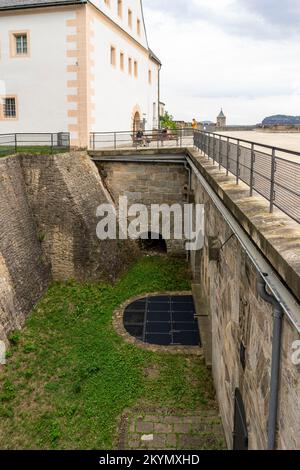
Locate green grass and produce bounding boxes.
[0,256,217,450]
[0,146,68,158]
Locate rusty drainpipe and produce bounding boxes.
[257,273,284,450]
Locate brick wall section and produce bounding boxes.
[191,173,300,450]
[0,152,137,343]
[95,161,189,254]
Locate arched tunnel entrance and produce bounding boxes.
[139,232,167,253]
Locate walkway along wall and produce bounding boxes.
[188,148,300,450]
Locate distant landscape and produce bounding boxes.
[262,115,300,126]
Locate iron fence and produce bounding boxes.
[90,128,194,151]
[0,132,70,157]
[194,130,300,224]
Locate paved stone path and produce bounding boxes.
[119,409,226,450]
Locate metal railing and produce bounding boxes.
[194,130,300,224]
[0,132,70,157]
[90,128,194,151]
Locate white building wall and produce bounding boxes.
[91,0,148,48]
[90,11,158,132]
[0,1,160,144]
[0,9,75,134]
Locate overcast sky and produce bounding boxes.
[143,0,300,124]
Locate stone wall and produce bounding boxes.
[190,158,300,450]
[0,157,49,344]
[94,151,300,449]
[95,161,189,254]
[0,152,136,343]
[19,152,136,282]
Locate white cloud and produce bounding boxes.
[143,0,300,124]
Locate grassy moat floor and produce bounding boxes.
[0,256,225,450]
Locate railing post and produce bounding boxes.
[14,134,17,153]
[236,140,240,184]
[93,133,96,151]
[213,135,216,164]
[270,148,276,213]
[51,133,54,154]
[219,135,222,170]
[114,132,117,150]
[250,143,255,197]
[180,129,183,148]
[206,133,209,158]
[207,133,210,160]
[206,134,209,159]
[226,138,230,176]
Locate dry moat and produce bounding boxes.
[0,148,299,450]
[0,256,225,450]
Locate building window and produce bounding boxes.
[110,46,116,66]
[2,97,17,119]
[128,57,132,75]
[134,60,138,78]
[128,9,132,28]
[120,52,124,71]
[10,31,29,57]
[118,0,122,17]
[104,0,110,7]
[137,18,141,35]
[16,34,27,54]
[148,69,152,84]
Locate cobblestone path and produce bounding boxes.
[118,409,226,450]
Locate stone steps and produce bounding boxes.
[121,408,226,450]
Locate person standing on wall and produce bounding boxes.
[192,119,198,129]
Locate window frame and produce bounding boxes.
[110,45,117,67]
[128,57,133,75]
[128,9,133,28]
[120,51,125,71]
[117,0,123,18]
[134,60,138,78]
[9,30,30,58]
[0,96,18,121]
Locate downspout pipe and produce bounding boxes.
[257,273,284,450]
[184,162,192,263]
[158,64,161,130]
[184,162,192,197]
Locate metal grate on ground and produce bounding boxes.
[124,295,201,346]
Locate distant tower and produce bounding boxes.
[216,109,226,128]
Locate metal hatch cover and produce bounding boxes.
[124,295,201,347]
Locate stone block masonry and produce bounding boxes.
[0,157,49,345]
[120,410,226,450]
[188,148,300,450]
[19,152,137,282]
[95,161,189,255]
[0,152,137,343]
